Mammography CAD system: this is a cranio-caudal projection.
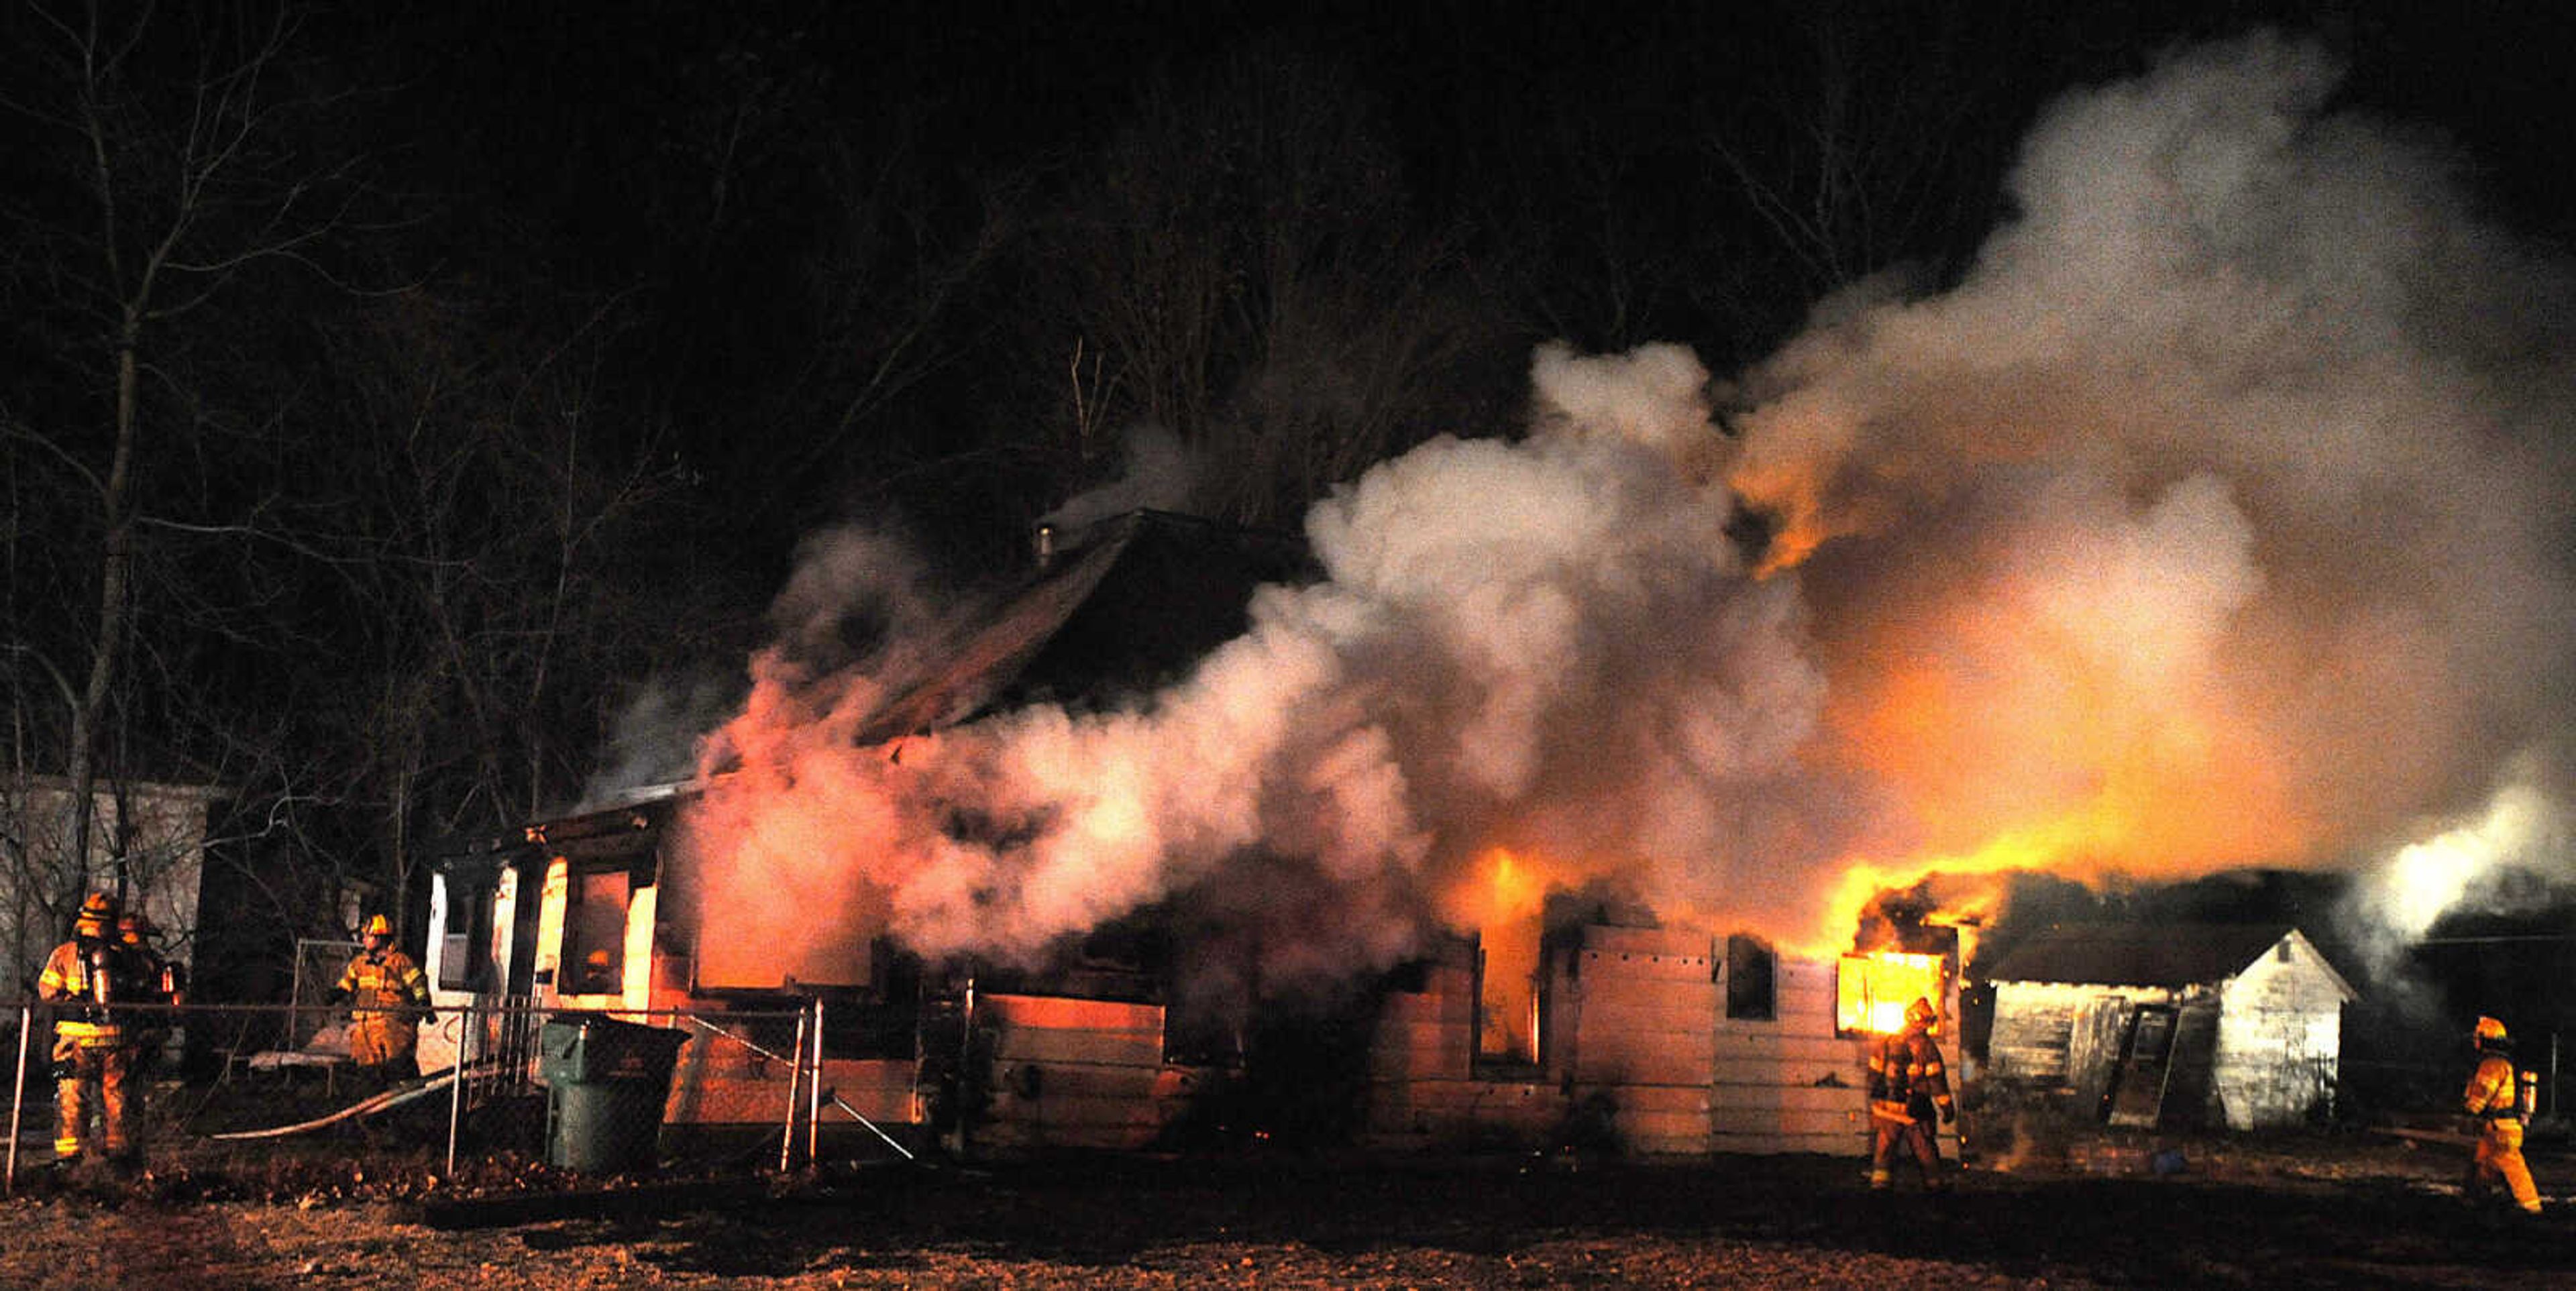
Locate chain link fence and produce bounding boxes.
[2,998,915,1194]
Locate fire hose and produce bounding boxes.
[205,1068,466,1140]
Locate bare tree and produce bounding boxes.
[282,285,702,939]
[1020,40,1496,529]
[0,1,370,926]
[1446,1,2099,368]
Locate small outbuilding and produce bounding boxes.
[1982,923,2356,1131]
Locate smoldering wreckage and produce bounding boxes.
[413,34,2576,1181]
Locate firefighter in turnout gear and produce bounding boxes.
[115,910,184,1080]
[34,893,140,1166]
[1868,997,1955,1192]
[2463,1015,2542,1215]
[332,914,430,1087]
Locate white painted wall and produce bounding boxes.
[2213,932,2349,1129]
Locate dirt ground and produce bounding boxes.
[0,1131,2568,1289]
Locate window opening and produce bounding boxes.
[436,875,492,991]
[1725,934,1776,1020]
[562,866,631,995]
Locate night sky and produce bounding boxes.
[3,0,2572,946]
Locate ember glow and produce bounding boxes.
[1443,849,1550,1061]
[677,32,2576,989]
[1837,952,1949,1036]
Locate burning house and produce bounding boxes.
[424,501,1978,1159]
[1982,923,2356,1131]
[424,510,1308,1145]
[427,38,2576,1162]
[427,795,1977,1157]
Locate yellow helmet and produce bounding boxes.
[73,892,116,936]
[2475,1015,2508,1044]
[1904,997,1938,1029]
[362,913,392,938]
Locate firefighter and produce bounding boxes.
[115,910,184,1080]
[331,914,430,1088]
[2463,1015,2542,1215]
[1868,996,1955,1192]
[34,893,138,1166]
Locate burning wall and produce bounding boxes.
[668,32,2576,1010]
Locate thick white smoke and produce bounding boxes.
[578,669,739,809]
[690,339,1820,983]
[2335,764,2571,979]
[686,30,2576,985]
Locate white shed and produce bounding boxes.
[1984,923,2356,1131]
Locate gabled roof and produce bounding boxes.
[438,510,1309,864]
[1984,922,2351,997]
[849,509,1309,746]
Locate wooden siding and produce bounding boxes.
[1555,930,1717,1154]
[664,1054,917,1126]
[1366,928,1956,1159]
[2212,932,2349,1129]
[1712,957,1922,1157]
[1368,962,1476,1080]
[1990,929,2349,1131]
[1366,1078,1564,1151]
[1988,981,2178,1092]
[971,993,1190,1152]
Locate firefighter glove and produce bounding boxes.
[1940,1104,1956,1125]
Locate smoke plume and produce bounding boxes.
[1727,31,2576,941]
[1041,424,1204,532]
[685,31,2576,985]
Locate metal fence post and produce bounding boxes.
[780,1003,809,1172]
[7,1003,30,1195]
[807,997,824,1166]
[445,1004,469,1178]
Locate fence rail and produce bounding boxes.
[2,998,909,1194]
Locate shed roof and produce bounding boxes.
[1983,922,2337,991]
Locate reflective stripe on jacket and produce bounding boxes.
[338,949,429,1014]
[37,942,123,1042]
[2466,1054,2522,1122]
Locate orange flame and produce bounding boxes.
[1836,950,1949,1035]
[1440,848,1552,1062]
[1793,569,2316,954]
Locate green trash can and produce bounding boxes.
[537,1015,690,1173]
